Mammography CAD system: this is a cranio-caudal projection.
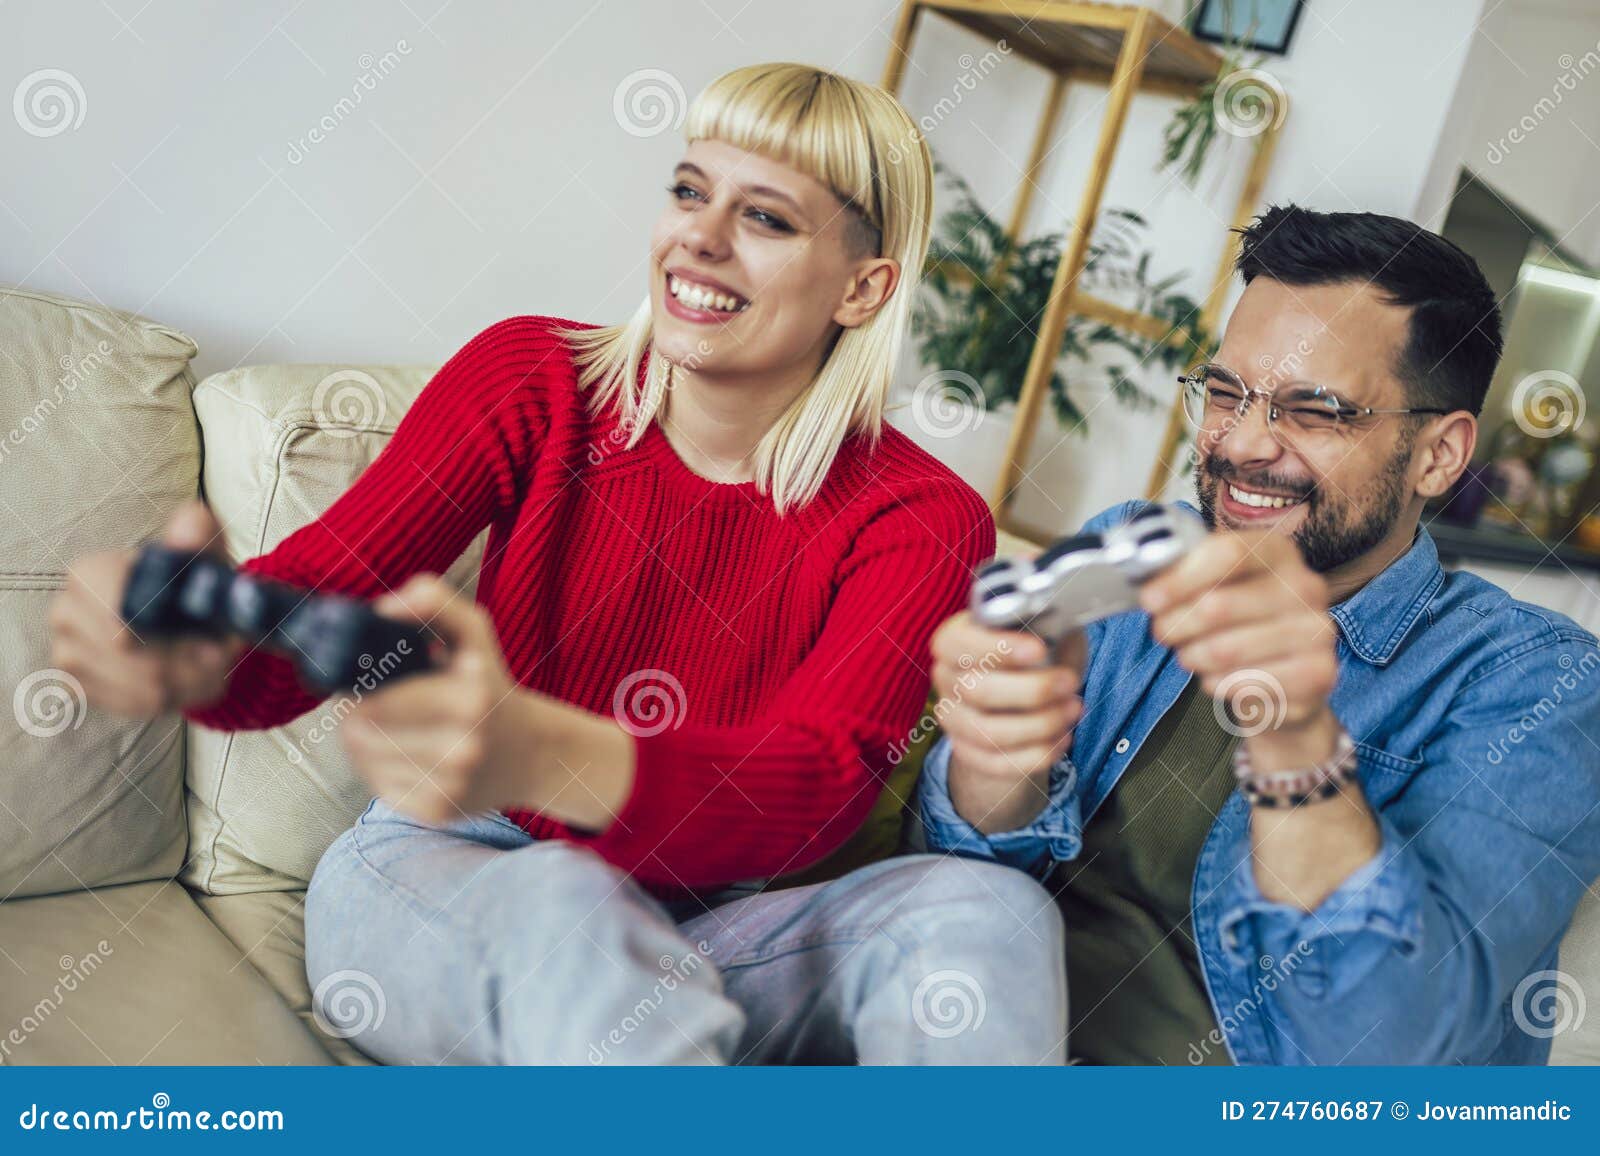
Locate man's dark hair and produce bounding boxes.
[1234,205,1505,416]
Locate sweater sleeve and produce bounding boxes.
[569,478,996,889]
[182,317,553,731]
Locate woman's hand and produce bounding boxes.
[340,574,543,825]
[48,500,244,717]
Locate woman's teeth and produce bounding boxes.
[667,274,748,314]
[1227,482,1301,510]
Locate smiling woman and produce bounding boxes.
[51,61,1069,1066]
[556,63,933,511]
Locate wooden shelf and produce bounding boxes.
[925,1,1221,96]
[882,1,1285,540]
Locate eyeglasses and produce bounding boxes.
[1178,363,1448,453]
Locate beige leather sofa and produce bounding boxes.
[2,286,1597,1066]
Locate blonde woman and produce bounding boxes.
[50,63,1066,1064]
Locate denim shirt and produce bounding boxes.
[919,499,1600,1065]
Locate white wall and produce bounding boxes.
[1,0,1503,538]
[1457,0,1600,265]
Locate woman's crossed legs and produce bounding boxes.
[305,799,1067,1064]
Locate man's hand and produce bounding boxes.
[930,611,1086,835]
[341,574,637,830]
[1139,528,1340,766]
[1139,528,1378,911]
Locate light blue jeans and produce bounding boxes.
[305,798,1067,1064]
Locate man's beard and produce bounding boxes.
[1194,436,1413,573]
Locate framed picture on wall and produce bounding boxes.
[1191,0,1306,55]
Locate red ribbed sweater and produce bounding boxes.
[184,316,994,889]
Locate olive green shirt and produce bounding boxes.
[1054,679,1241,1065]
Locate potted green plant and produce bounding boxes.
[907,165,1210,438]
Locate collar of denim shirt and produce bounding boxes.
[1325,521,1446,667]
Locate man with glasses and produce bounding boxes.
[917,205,1600,1064]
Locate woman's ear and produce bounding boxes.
[834,257,900,329]
[1414,411,1479,499]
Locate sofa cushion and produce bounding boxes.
[183,364,485,894]
[0,287,199,898]
[0,880,332,1063]
[1552,884,1600,1064]
[195,888,372,1064]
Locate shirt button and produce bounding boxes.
[1115,738,1131,754]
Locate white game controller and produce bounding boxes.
[972,504,1208,643]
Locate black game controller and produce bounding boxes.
[120,544,440,695]
[972,504,1208,644]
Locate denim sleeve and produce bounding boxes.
[1214,635,1600,1064]
[913,500,1153,873]
[915,736,1082,876]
